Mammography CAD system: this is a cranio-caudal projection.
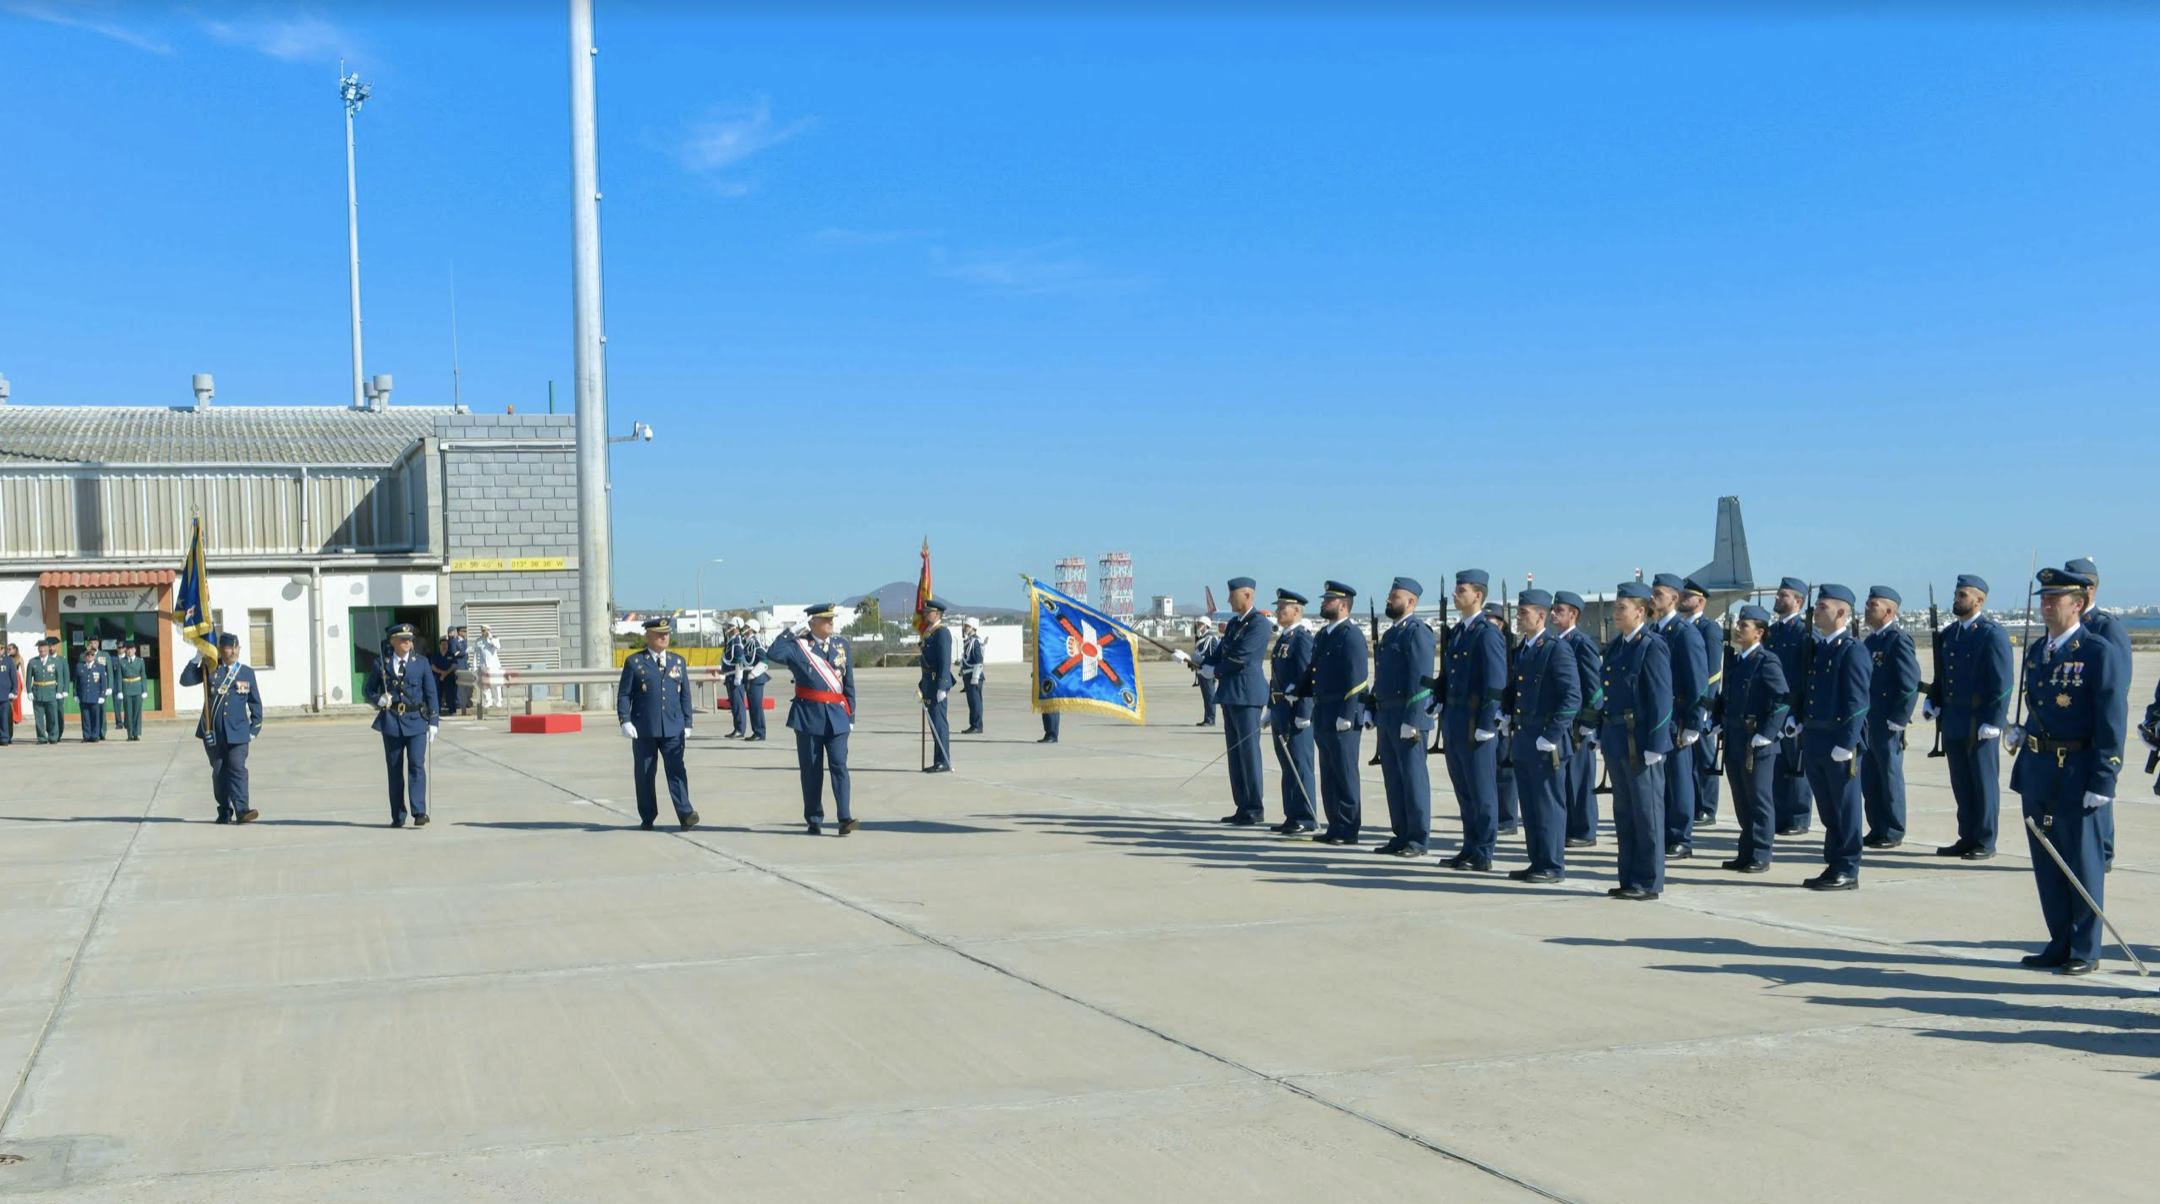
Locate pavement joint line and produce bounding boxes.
[443,730,1588,1204]
[95,865,746,911]
[0,729,191,1141]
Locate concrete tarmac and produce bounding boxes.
[2,658,2157,1200]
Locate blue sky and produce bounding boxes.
[4,4,2156,609]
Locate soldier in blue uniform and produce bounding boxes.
[724,619,751,738]
[1506,590,1580,883]
[1796,584,1872,890]
[1266,588,1318,837]
[2064,558,2128,871]
[1860,586,1921,849]
[1718,605,1790,871]
[739,620,769,742]
[959,617,987,734]
[919,597,956,772]
[1925,574,2012,859]
[1177,579,1271,825]
[180,632,262,822]
[764,603,858,834]
[1765,577,1815,836]
[1191,619,1221,726]
[1362,576,1437,858]
[27,638,66,744]
[1439,571,1505,868]
[1647,573,1708,857]
[364,623,441,827]
[617,617,699,831]
[2006,567,2128,974]
[446,626,469,716]
[1301,582,1369,844]
[1484,599,1521,837]
[73,645,109,742]
[1601,582,1674,900]
[1552,592,1603,847]
[1679,578,1726,826]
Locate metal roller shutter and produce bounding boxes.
[464,600,563,669]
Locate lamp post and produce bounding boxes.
[694,558,724,648]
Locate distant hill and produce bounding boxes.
[844,581,1027,620]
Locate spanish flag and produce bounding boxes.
[172,516,218,661]
[914,535,934,636]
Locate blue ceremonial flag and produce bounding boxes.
[1023,576,1146,724]
[172,516,218,662]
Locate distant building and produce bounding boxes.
[1150,594,1175,618]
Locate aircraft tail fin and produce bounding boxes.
[1689,496,1753,591]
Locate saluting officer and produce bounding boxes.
[1177,578,1270,825]
[1719,604,1790,871]
[1440,571,1504,869]
[2064,558,2128,872]
[1648,573,1708,857]
[725,618,751,739]
[1552,592,1603,847]
[1367,576,1437,857]
[1860,587,1921,849]
[1507,589,1581,883]
[1926,574,2013,859]
[1601,582,1674,900]
[364,623,440,827]
[1191,619,1221,726]
[180,632,262,822]
[116,643,148,741]
[1267,588,1318,838]
[919,597,956,772]
[1680,578,1725,827]
[1765,576,1816,836]
[739,619,769,742]
[74,645,109,743]
[617,617,699,831]
[960,617,987,734]
[27,638,66,744]
[2006,566,2128,975]
[764,603,858,834]
[1795,584,1872,891]
[1302,582,1369,845]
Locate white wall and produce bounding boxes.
[0,577,38,647]
[199,573,316,708]
[980,625,1024,664]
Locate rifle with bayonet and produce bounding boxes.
[1367,600,1384,766]
[1923,583,1947,758]
[1428,580,1451,756]
[1780,588,1814,778]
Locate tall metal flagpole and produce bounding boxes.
[340,64,371,411]
[568,0,615,699]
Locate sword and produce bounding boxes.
[1271,728,1317,823]
[1177,720,1268,791]
[2025,815,2148,976]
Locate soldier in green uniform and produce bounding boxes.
[116,643,148,741]
[27,637,68,744]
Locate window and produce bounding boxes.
[249,609,276,669]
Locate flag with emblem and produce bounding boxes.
[1023,576,1146,724]
[172,515,218,661]
[914,535,935,636]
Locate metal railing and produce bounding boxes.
[457,665,756,719]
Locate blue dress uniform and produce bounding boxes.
[725,627,751,737]
[179,635,263,822]
[2065,558,2129,869]
[1300,583,1369,843]
[2009,568,2129,972]
[116,652,147,740]
[740,628,769,740]
[1193,627,1222,725]
[446,629,468,715]
[1202,583,1272,823]
[1486,602,1521,835]
[1373,578,1438,855]
[1933,576,2014,856]
[617,619,698,830]
[364,628,441,827]
[1439,574,1506,865]
[1684,579,1726,825]
[0,648,14,745]
[764,606,858,832]
[919,605,955,771]
[960,625,987,733]
[1507,595,1581,879]
[27,641,67,743]
[1649,578,1708,854]
[1600,585,1675,897]
[1266,590,1318,834]
[1765,578,1816,835]
[74,653,109,742]
[1799,585,1873,887]
[1860,587,1921,846]
[1719,609,1791,869]
[1556,594,1604,845]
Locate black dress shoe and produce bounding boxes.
[1694,810,1715,824]
[1221,813,1258,826]
[1961,847,1995,861]
[1036,735,1058,743]
[1613,886,1659,901]
[1667,844,1693,859]
[391,816,406,828]
[1776,825,1807,837]
[1863,836,1903,849]
[679,810,700,831]
[1392,845,1429,859]
[1372,839,1404,854]
[1606,887,1628,897]
[1509,869,1563,884]
[214,814,232,824]
[838,818,859,836]
[236,810,259,824]
[1935,840,1972,857]
[1803,872,1859,891]
[1720,858,1771,873]
[2019,952,2068,970]
[1277,826,1316,839]
[2058,958,2099,976]
[640,819,655,831]
[1565,837,1596,848]
[414,814,430,828]
[1443,853,1489,870]
[749,734,767,742]
[724,732,741,740]
[805,822,822,835]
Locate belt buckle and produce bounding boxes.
[2024,734,2039,755]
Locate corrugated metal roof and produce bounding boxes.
[38,570,177,588]
[0,406,452,466]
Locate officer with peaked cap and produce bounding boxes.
[1506,589,1580,882]
[1764,576,1816,836]
[180,631,263,822]
[2006,567,2128,974]
[2064,558,2127,871]
[27,637,66,743]
[959,616,987,735]
[1551,591,1604,847]
[1369,576,1438,857]
[1601,582,1674,899]
[765,603,859,834]
[1300,581,1369,843]
[725,617,751,738]
[1860,586,1921,849]
[1794,584,1872,889]
[72,643,108,743]
[739,618,769,742]
[1438,571,1506,868]
[1266,588,1318,837]
[1719,604,1790,870]
[1647,572,1708,857]
[1679,577,1725,828]
[1175,578,1271,824]
[1926,573,2013,858]
[364,622,441,827]
[1191,618,1221,726]
[618,617,699,831]
[116,643,148,741]
[919,597,956,772]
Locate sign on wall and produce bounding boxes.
[58,587,162,613]
[449,558,570,573]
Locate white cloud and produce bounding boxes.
[199,11,360,63]
[930,242,1136,297]
[2,1,173,53]
[672,97,815,196]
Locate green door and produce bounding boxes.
[351,607,439,702]
[60,613,159,716]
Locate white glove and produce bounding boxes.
[1294,717,1310,730]
[1582,730,1601,748]
[1751,734,1775,748]
[1197,666,1216,680]
[1709,726,1723,741]
[1782,717,1801,739]
[2083,792,2110,811]
[2000,725,2023,748]
[1643,751,1664,767]
[1574,725,1593,742]
[1830,746,1854,762]
[1495,715,1512,737]
[1980,724,2003,740]
[1400,723,1417,740]
[1677,729,1700,748]
[621,722,638,739]
[1887,722,1905,732]
[1536,736,1557,753]
[1474,728,1495,743]
[1921,698,1938,721]
[936,690,948,702]
[1334,717,1353,732]
[378,694,392,709]
[427,726,437,744]
[1172,650,1191,665]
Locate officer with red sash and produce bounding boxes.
[765,603,859,835]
